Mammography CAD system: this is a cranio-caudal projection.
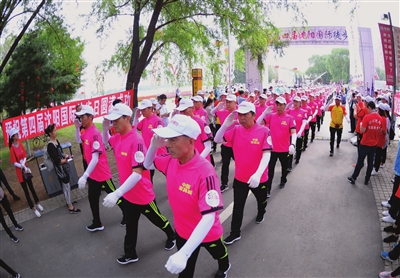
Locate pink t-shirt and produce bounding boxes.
[109,130,155,205]
[255,105,267,119]
[194,108,208,121]
[316,99,323,116]
[191,116,213,162]
[154,152,224,242]
[137,114,168,155]
[223,123,272,183]
[301,104,312,129]
[264,113,296,152]
[215,109,237,125]
[308,101,318,122]
[81,124,112,182]
[287,107,307,135]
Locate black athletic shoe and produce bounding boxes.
[116,255,139,265]
[86,223,104,232]
[214,263,231,278]
[266,191,271,198]
[256,212,265,224]
[279,183,285,189]
[347,176,355,185]
[364,179,370,185]
[10,236,19,243]
[12,195,21,201]
[223,234,241,245]
[14,225,23,231]
[165,238,176,251]
[384,225,396,233]
[383,234,399,243]
[220,184,229,193]
[329,151,333,157]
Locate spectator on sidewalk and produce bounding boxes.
[372,103,390,176]
[0,186,23,243]
[74,104,88,170]
[0,258,21,277]
[45,124,81,214]
[380,244,400,277]
[158,94,170,126]
[144,114,230,278]
[347,101,384,186]
[0,160,20,201]
[102,103,176,265]
[76,105,125,231]
[8,128,43,218]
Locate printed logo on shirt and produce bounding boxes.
[93,141,100,150]
[251,138,260,145]
[134,151,145,163]
[205,189,220,207]
[204,126,211,134]
[85,139,89,145]
[179,183,193,195]
[297,113,302,117]
[148,124,153,129]
[281,121,287,126]
[121,151,127,156]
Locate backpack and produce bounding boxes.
[43,143,54,171]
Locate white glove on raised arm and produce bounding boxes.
[102,119,111,147]
[103,172,142,207]
[256,106,273,125]
[165,213,215,274]
[248,152,271,188]
[133,108,141,129]
[200,141,212,158]
[143,134,165,170]
[78,152,99,189]
[210,102,224,116]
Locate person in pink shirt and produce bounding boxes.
[214,102,272,245]
[307,93,319,143]
[315,92,324,132]
[192,96,208,120]
[144,114,230,278]
[175,98,214,164]
[255,94,268,119]
[287,96,307,169]
[301,96,313,151]
[257,97,297,197]
[77,105,125,232]
[134,99,167,182]
[210,94,238,192]
[101,103,176,265]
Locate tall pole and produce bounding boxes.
[227,20,232,89]
[389,12,397,127]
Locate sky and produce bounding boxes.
[59,1,400,94]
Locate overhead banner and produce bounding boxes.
[278,26,348,45]
[378,23,395,86]
[394,26,400,85]
[2,90,133,146]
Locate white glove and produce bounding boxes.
[135,108,141,120]
[247,173,261,188]
[297,132,302,138]
[289,144,295,155]
[150,134,166,149]
[78,174,88,189]
[216,102,225,110]
[223,112,237,127]
[102,118,111,131]
[264,106,273,115]
[102,191,121,208]
[165,251,189,274]
[74,118,81,129]
[25,167,31,173]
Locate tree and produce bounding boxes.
[305,55,332,84]
[325,48,349,83]
[90,0,298,107]
[0,20,86,116]
[376,67,385,80]
[233,48,245,84]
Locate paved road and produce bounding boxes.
[1,118,386,277]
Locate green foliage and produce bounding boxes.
[306,55,332,84]
[0,19,86,116]
[326,48,349,82]
[376,67,386,80]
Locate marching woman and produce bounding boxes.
[45,124,80,214]
[8,128,43,218]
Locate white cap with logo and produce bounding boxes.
[75,105,95,116]
[175,98,194,111]
[153,114,201,139]
[236,102,256,114]
[275,96,287,104]
[226,94,236,102]
[8,128,19,138]
[105,103,133,120]
[137,99,153,110]
[191,96,203,102]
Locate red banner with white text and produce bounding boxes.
[2,90,133,146]
[378,23,395,86]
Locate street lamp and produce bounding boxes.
[382,12,397,126]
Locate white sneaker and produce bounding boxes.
[382,215,396,223]
[382,211,390,216]
[382,201,391,208]
[34,209,41,218]
[37,204,44,212]
[371,169,379,176]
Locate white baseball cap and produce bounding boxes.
[381,94,389,101]
[259,94,268,99]
[384,103,391,111]
[191,96,203,102]
[175,98,194,111]
[75,105,95,116]
[275,96,287,104]
[137,99,153,110]
[378,103,386,111]
[249,93,256,97]
[301,96,308,101]
[236,102,256,114]
[226,94,236,102]
[364,96,373,103]
[197,90,205,95]
[105,103,133,120]
[293,96,301,102]
[150,98,158,105]
[153,114,201,140]
[8,128,19,137]
[253,88,259,92]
